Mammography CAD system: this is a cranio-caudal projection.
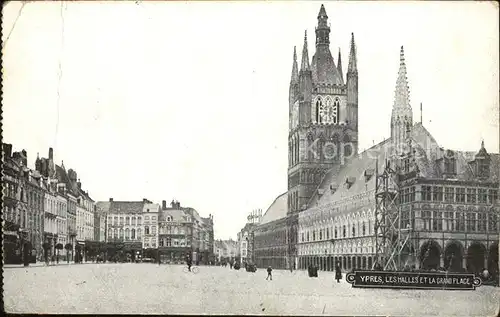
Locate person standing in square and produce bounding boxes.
[266,266,273,280]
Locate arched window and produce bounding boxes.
[343,225,346,238]
[316,98,322,123]
[125,228,130,240]
[456,207,465,231]
[126,216,130,225]
[333,98,340,124]
[119,217,124,225]
[137,217,142,225]
[343,135,352,157]
[352,224,356,237]
[114,228,118,239]
[114,216,118,225]
[119,228,124,239]
[295,136,300,163]
[132,217,136,226]
[131,228,136,239]
[145,226,150,235]
[307,133,315,161]
[137,228,142,239]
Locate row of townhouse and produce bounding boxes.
[96,199,215,264]
[3,145,215,264]
[2,145,106,263]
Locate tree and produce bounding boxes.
[64,243,72,263]
[55,243,63,264]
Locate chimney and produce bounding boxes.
[49,147,53,160]
[3,144,12,158]
[77,179,81,189]
[109,198,114,202]
[171,200,175,208]
[162,200,167,210]
[143,198,148,203]
[21,150,27,166]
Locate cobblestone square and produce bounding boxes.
[3,264,499,315]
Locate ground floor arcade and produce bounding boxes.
[295,240,499,273]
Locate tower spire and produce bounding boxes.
[337,48,344,83]
[300,30,310,72]
[391,46,413,156]
[291,46,299,83]
[393,46,411,109]
[347,33,357,74]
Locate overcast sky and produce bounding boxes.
[3,1,499,240]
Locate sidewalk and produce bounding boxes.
[3,261,95,268]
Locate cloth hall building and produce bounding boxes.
[253,4,499,275]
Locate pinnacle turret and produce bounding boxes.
[300,30,310,72]
[393,46,411,110]
[317,4,328,28]
[337,48,344,83]
[347,33,357,74]
[291,46,299,84]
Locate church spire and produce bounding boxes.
[291,46,299,84]
[347,33,357,74]
[337,48,344,83]
[393,46,411,110]
[300,30,310,72]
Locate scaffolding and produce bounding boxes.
[373,157,416,271]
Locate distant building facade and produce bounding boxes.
[158,200,192,263]
[214,239,238,263]
[158,200,214,264]
[237,209,262,265]
[2,145,45,260]
[142,203,160,249]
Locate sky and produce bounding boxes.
[3,1,499,240]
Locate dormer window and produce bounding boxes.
[330,183,338,194]
[345,177,355,189]
[475,141,490,179]
[317,188,325,197]
[403,158,410,174]
[444,150,456,175]
[364,169,374,182]
[478,160,489,178]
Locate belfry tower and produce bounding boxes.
[287,4,359,214]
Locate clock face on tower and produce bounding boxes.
[317,97,339,124]
[292,101,299,128]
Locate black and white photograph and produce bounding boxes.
[2,1,499,315]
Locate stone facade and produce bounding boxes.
[158,201,192,263]
[237,211,261,265]
[214,239,238,263]
[101,198,150,244]
[142,203,159,249]
[297,47,499,274]
[253,4,499,275]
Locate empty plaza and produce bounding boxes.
[3,264,499,316]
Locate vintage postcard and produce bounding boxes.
[2,1,499,315]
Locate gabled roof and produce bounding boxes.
[260,192,288,225]
[108,201,146,214]
[160,208,188,222]
[96,201,111,213]
[143,203,160,213]
[307,122,499,213]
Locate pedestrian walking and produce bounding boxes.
[335,263,342,283]
[266,266,273,280]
